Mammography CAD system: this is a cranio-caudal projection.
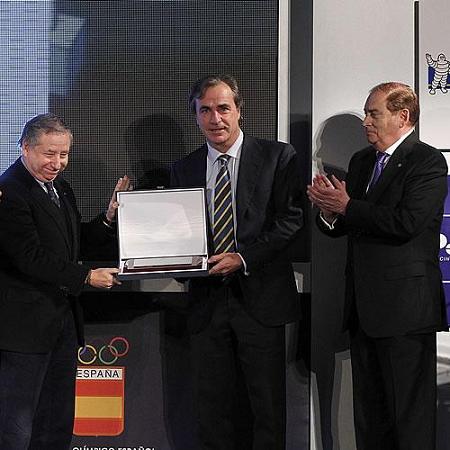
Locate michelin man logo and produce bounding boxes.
[426,53,450,95]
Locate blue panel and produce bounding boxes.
[0,1,51,172]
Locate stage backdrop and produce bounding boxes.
[51,0,281,221]
[1,1,310,450]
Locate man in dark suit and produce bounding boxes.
[308,82,448,450]
[170,75,303,449]
[0,113,128,449]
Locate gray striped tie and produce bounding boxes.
[213,155,235,254]
[44,181,60,207]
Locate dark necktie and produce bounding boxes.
[368,151,389,190]
[213,155,236,254]
[44,181,60,207]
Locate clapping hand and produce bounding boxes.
[307,174,350,218]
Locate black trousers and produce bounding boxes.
[190,281,286,450]
[0,309,78,450]
[350,327,436,450]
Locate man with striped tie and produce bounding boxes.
[171,75,304,450]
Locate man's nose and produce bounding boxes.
[210,110,222,123]
[362,115,370,127]
[50,155,62,169]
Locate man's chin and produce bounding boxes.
[208,133,226,141]
[208,136,227,147]
[43,174,59,181]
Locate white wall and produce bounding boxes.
[312,1,415,141]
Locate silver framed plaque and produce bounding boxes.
[116,188,209,280]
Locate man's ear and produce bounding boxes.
[21,141,30,156]
[399,108,410,127]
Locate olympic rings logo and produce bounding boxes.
[78,337,130,365]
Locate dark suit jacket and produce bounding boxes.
[317,132,448,337]
[0,159,112,353]
[170,135,304,330]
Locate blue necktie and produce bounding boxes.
[368,151,389,190]
[44,181,60,207]
[213,155,235,254]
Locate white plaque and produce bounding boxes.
[117,188,209,280]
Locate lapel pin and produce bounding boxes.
[397,163,402,168]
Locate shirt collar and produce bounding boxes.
[383,128,414,157]
[20,157,54,190]
[207,129,243,164]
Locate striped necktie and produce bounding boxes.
[213,155,235,254]
[44,181,60,207]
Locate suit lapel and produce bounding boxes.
[31,181,73,254]
[186,145,208,188]
[182,146,212,248]
[236,136,264,229]
[55,179,78,260]
[365,132,416,202]
[351,150,376,200]
[12,161,73,255]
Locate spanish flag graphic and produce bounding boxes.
[74,366,125,436]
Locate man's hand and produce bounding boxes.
[208,253,243,276]
[307,174,350,216]
[105,176,131,223]
[307,174,335,218]
[88,268,121,289]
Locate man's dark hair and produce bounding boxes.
[188,74,243,114]
[19,113,72,147]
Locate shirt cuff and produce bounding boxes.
[319,211,338,230]
[237,253,249,276]
[102,213,115,229]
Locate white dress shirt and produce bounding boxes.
[205,130,248,272]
